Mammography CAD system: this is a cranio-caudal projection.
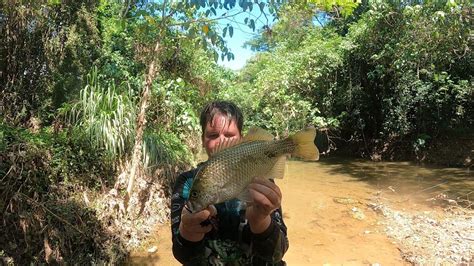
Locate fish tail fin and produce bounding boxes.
[289,128,319,161]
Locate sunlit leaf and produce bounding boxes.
[202,25,209,34]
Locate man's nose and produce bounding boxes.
[218,135,226,143]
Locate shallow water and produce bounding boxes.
[128,157,473,265]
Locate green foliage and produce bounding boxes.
[0,1,101,125]
[62,68,137,158]
[339,0,473,141]
[0,122,114,189]
[0,123,123,264]
[50,130,116,188]
[308,0,361,17]
[147,77,206,157]
[143,129,194,171]
[232,0,472,158]
[222,27,344,135]
[121,0,287,65]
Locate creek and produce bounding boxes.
[129,157,473,265]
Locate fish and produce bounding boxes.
[184,127,319,213]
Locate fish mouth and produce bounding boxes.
[185,201,206,214]
[184,201,195,213]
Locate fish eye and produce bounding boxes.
[191,191,198,198]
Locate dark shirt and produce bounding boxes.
[171,167,289,265]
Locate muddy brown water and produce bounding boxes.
[129,157,473,265]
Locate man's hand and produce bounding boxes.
[179,206,216,242]
[246,179,282,234]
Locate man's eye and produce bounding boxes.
[208,134,218,139]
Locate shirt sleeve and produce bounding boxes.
[170,171,207,264]
[249,206,289,263]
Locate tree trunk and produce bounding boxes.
[125,40,161,212]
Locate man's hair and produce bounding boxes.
[200,101,243,134]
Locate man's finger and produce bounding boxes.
[249,188,272,208]
[181,209,211,225]
[207,205,217,217]
[248,183,281,206]
[251,179,282,198]
[183,223,213,234]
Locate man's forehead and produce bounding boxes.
[211,115,229,126]
[207,113,236,131]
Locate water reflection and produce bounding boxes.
[311,157,473,206]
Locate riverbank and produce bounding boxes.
[330,132,474,168]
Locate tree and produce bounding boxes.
[0,1,100,126]
[124,1,362,209]
[123,0,286,211]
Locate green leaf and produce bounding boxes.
[182,22,190,30]
[195,39,201,49]
[211,32,217,45]
[249,19,255,31]
[47,0,61,5]
[223,26,228,38]
[229,25,234,38]
[241,1,248,11]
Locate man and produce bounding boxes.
[171,101,289,265]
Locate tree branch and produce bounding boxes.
[169,11,245,27]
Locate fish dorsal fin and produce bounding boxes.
[243,127,274,142]
[209,137,242,157]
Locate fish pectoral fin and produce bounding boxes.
[262,155,286,180]
[237,189,253,203]
[243,127,274,142]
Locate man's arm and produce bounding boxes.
[248,207,289,263]
[171,173,211,264]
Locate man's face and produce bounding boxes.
[202,112,241,156]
